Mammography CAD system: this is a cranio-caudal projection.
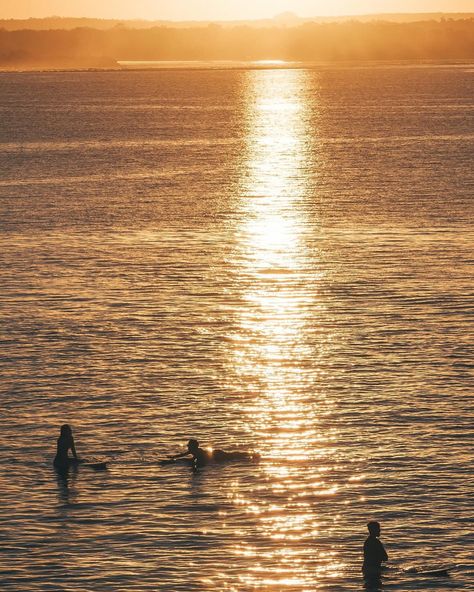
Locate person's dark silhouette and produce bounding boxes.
[169,439,259,470]
[363,521,388,588]
[53,424,78,472]
[170,439,211,469]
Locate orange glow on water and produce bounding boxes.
[222,68,345,588]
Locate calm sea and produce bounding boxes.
[0,64,473,591]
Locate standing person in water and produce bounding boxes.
[53,424,79,471]
[363,521,388,585]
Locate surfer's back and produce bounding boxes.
[363,534,388,570]
[362,521,388,573]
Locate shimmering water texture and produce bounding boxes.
[0,65,473,591]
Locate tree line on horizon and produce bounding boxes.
[2,13,472,30]
[0,19,473,68]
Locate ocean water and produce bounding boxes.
[0,64,473,591]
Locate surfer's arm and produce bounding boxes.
[70,436,78,459]
[170,451,189,460]
[378,541,388,562]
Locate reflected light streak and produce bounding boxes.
[235,69,320,462]
[227,69,342,587]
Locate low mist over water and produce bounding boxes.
[0,64,473,590]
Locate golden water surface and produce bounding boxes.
[0,65,473,591]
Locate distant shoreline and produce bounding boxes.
[1,58,473,74]
[2,18,472,69]
[1,12,473,30]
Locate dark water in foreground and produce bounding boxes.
[0,64,473,591]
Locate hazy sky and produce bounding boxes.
[1,0,473,20]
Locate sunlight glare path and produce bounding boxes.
[226,70,342,588]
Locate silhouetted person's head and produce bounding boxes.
[187,439,199,453]
[60,424,72,438]
[367,521,381,537]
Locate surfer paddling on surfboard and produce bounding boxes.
[167,439,259,470]
[170,439,210,470]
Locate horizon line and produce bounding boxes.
[1,11,473,24]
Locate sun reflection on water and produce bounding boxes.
[225,70,343,588]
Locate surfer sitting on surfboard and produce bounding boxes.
[53,424,79,471]
[168,439,259,469]
[363,521,388,578]
[53,424,107,471]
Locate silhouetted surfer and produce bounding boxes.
[168,439,259,470]
[363,521,388,587]
[53,424,79,471]
[170,439,210,469]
